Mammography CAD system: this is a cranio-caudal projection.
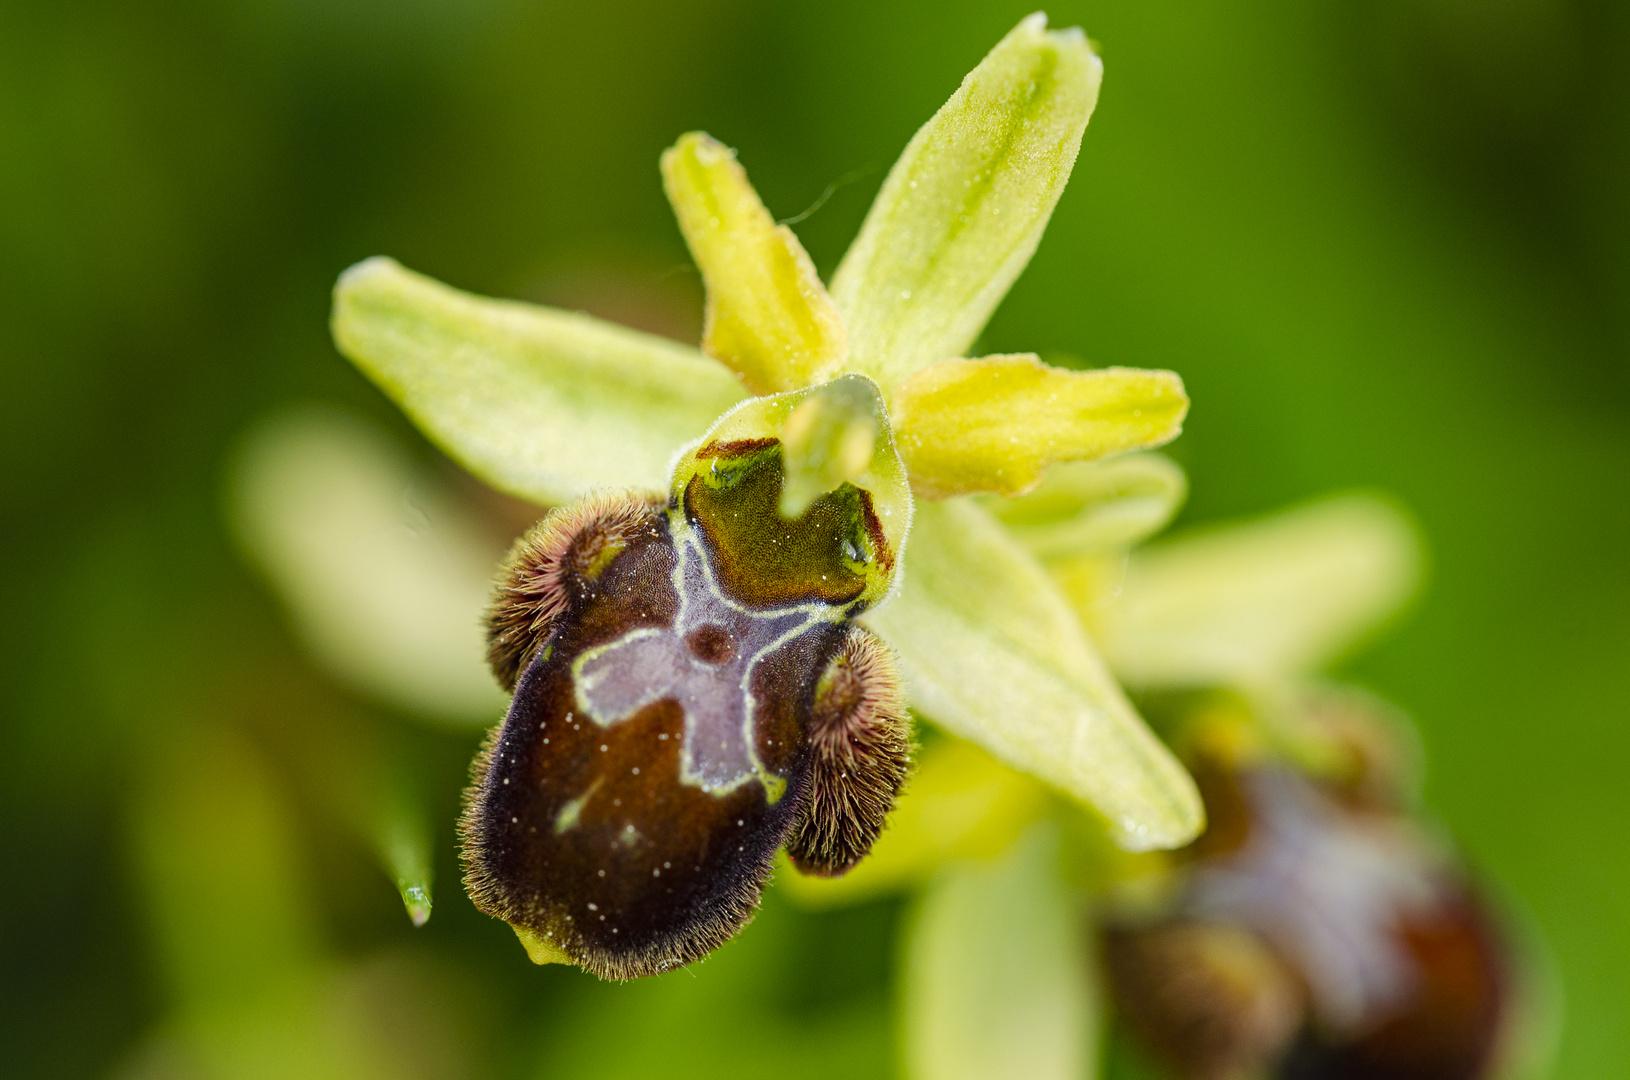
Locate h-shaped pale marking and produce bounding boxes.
[572,516,842,796]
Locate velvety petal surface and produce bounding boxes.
[778,737,1049,909]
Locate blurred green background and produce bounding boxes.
[3,1,1627,1077]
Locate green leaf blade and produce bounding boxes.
[332,257,746,506]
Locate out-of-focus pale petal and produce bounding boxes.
[893,355,1187,498]
[778,737,1050,909]
[864,499,1202,852]
[830,15,1102,392]
[229,406,510,726]
[1090,494,1422,687]
[902,827,1096,1080]
[980,452,1188,561]
[332,257,745,506]
[661,132,846,394]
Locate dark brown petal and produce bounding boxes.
[783,626,911,876]
[463,498,854,979]
[485,491,663,691]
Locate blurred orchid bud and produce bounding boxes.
[1103,746,1515,1080]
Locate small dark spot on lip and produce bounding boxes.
[685,623,737,664]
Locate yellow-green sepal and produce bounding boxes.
[331,257,746,506]
[863,498,1203,852]
[830,15,1102,392]
[669,374,913,608]
[892,354,1188,498]
[661,132,847,394]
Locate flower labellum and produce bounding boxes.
[461,381,913,978]
[1102,743,1514,1080]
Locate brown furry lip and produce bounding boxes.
[462,443,910,978]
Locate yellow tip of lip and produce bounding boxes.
[512,924,575,967]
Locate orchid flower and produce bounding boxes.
[291,13,1203,976]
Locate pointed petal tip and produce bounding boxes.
[1110,784,1206,853]
[400,884,433,927]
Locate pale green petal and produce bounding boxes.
[902,827,1096,1080]
[892,355,1187,498]
[229,406,510,726]
[864,499,1202,851]
[332,257,745,505]
[980,452,1188,561]
[778,737,1050,909]
[831,15,1102,392]
[674,374,913,607]
[1090,494,1422,687]
[661,132,846,394]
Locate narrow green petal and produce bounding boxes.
[902,827,1096,1080]
[1090,494,1422,687]
[377,768,435,927]
[275,696,439,928]
[332,257,745,505]
[778,737,1050,909]
[661,132,847,393]
[864,499,1202,851]
[229,406,510,726]
[831,15,1102,391]
[892,355,1187,498]
[979,452,1188,561]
